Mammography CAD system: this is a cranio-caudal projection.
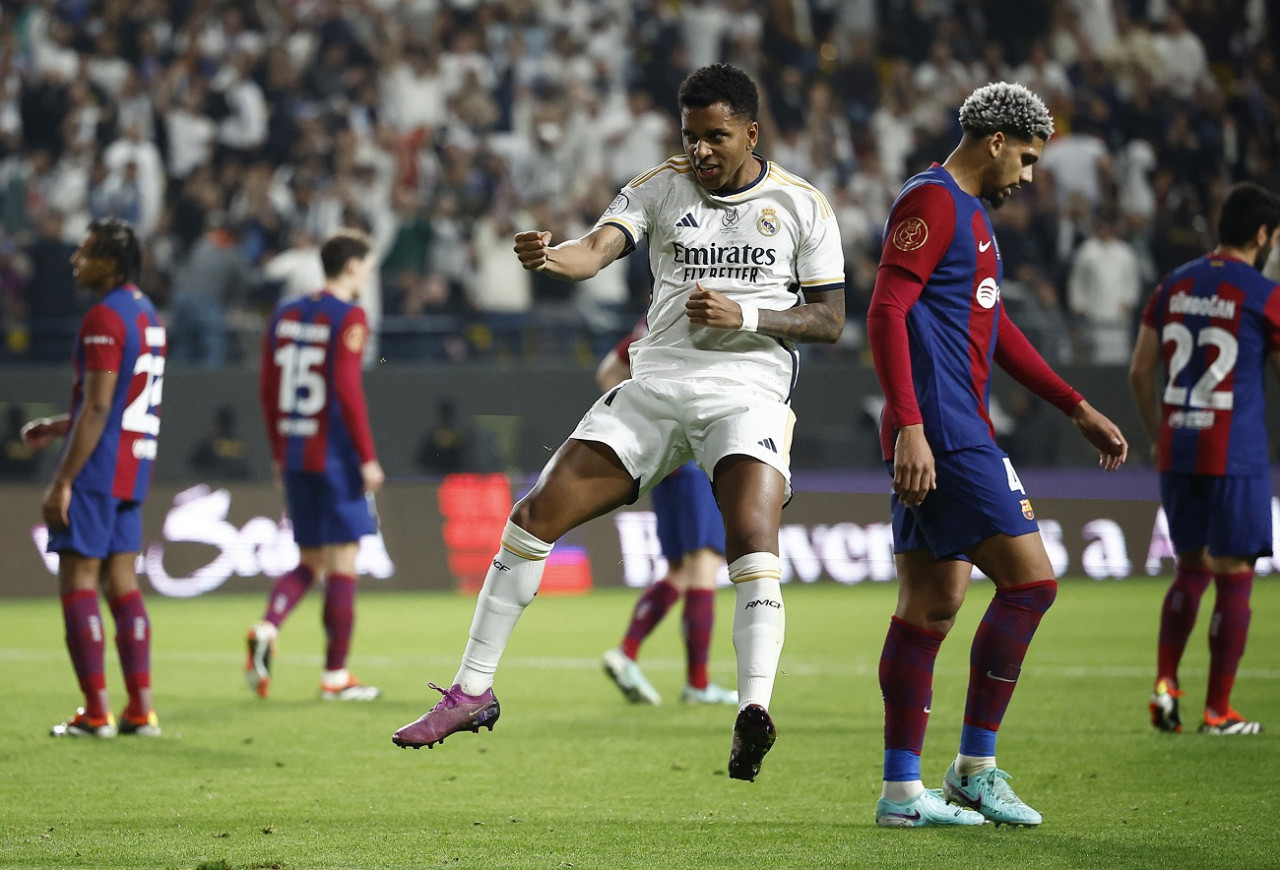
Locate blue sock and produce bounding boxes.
[959,724,997,758]
[884,749,922,782]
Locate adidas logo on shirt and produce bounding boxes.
[757,438,777,453]
[676,212,700,228]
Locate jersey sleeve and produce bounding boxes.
[258,316,283,463]
[1141,280,1165,329]
[79,305,127,372]
[994,307,1084,414]
[866,263,926,428]
[795,192,846,294]
[332,307,377,464]
[1263,283,1280,352]
[595,162,671,252]
[877,183,956,284]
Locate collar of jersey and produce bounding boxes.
[702,155,769,200]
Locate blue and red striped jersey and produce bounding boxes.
[66,284,166,501]
[874,166,1005,459]
[1142,252,1280,476]
[259,290,377,474]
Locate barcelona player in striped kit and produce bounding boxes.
[868,84,1128,826]
[247,229,385,701]
[23,218,165,738]
[1130,182,1280,737]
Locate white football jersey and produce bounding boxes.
[595,154,844,402]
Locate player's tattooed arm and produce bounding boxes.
[514,225,628,281]
[759,288,845,343]
[686,285,845,343]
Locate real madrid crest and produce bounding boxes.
[757,207,780,236]
[721,207,741,228]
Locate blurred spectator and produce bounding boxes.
[161,78,219,181]
[601,87,673,189]
[1115,139,1158,224]
[380,185,434,305]
[381,40,448,133]
[1038,122,1113,216]
[680,0,732,71]
[1150,168,1212,279]
[1099,8,1163,98]
[88,158,143,228]
[1152,8,1209,102]
[263,225,325,302]
[23,210,83,361]
[1067,216,1142,364]
[970,40,1014,89]
[468,205,533,358]
[169,217,257,367]
[1011,41,1073,110]
[103,120,165,239]
[188,405,253,481]
[913,37,972,117]
[832,32,881,127]
[0,237,28,355]
[213,50,269,161]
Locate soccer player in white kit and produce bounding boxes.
[393,63,845,782]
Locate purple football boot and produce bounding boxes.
[392,682,501,749]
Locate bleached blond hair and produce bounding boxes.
[959,82,1054,142]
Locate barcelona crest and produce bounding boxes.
[1019,498,1034,520]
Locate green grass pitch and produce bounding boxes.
[1,579,1277,869]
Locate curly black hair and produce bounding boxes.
[677,63,759,120]
[959,82,1054,142]
[86,217,141,285]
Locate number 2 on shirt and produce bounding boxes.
[1161,322,1236,410]
[121,352,164,436]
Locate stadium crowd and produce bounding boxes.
[0,0,1276,366]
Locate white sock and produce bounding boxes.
[730,553,785,711]
[321,668,349,688]
[882,780,925,802]
[453,521,552,695]
[955,753,996,776]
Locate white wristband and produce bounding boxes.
[738,303,759,333]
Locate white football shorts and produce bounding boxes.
[570,376,795,498]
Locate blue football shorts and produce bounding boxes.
[1161,471,1274,559]
[46,487,143,559]
[285,469,376,548]
[651,460,726,561]
[890,442,1040,560]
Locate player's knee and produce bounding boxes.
[509,499,560,544]
[999,578,1058,614]
[926,598,964,627]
